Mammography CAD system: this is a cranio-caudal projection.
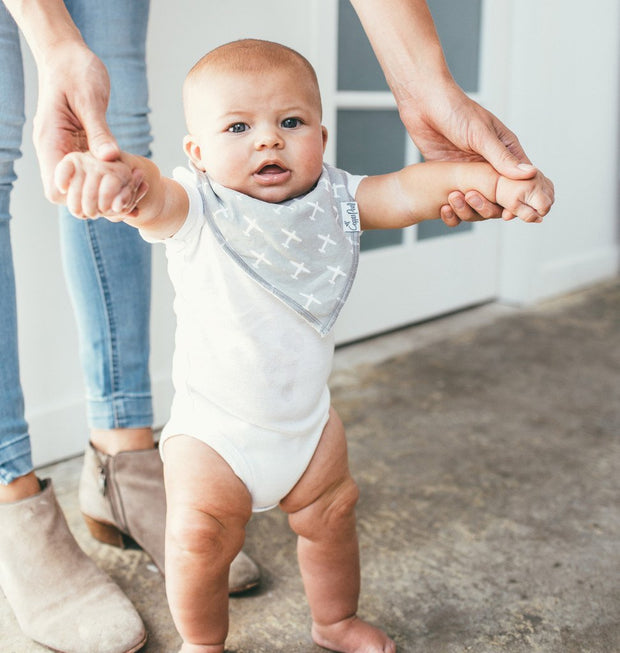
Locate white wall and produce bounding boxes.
[498,0,620,303]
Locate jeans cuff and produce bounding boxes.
[86,394,153,430]
[0,433,34,484]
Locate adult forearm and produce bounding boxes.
[3,0,84,65]
[349,0,451,103]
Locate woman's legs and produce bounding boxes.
[0,5,146,651]
[0,0,33,494]
[60,0,154,446]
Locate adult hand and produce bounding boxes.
[398,76,537,227]
[349,0,537,227]
[2,0,140,205]
[33,41,138,204]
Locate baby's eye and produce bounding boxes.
[228,122,248,133]
[281,117,302,129]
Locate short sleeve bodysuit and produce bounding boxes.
[153,164,364,510]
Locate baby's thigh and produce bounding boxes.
[280,407,356,516]
[163,434,252,527]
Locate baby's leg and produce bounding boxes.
[281,408,396,653]
[163,435,252,653]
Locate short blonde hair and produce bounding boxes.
[183,39,322,129]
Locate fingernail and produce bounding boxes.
[136,183,149,204]
[518,163,536,171]
[469,196,483,210]
[451,196,465,209]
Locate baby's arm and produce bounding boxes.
[356,161,554,230]
[55,151,189,239]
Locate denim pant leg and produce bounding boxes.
[59,0,154,429]
[0,4,33,484]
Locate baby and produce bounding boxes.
[56,39,553,653]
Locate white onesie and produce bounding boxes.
[151,164,364,511]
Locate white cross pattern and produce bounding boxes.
[300,292,322,310]
[326,264,346,285]
[318,177,331,192]
[250,250,272,269]
[307,201,326,221]
[213,207,230,219]
[290,260,311,279]
[243,215,263,237]
[318,233,337,253]
[332,183,346,199]
[281,228,302,248]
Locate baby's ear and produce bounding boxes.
[183,135,205,171]
[321,126,328,153]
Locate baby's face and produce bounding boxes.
[184,66,327,203]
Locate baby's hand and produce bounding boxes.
[55,151,147,220]
[495,169,554,223]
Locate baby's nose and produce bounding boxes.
[255,128,283,150]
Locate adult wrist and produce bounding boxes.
[4,0,85,65]
[390,55,454,108]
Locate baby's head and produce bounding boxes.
[183,39,328,203]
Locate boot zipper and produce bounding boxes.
[98,465,107,496]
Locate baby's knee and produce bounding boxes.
[325,477,360,527]
[291,476,359,538]
[166,506,244,564]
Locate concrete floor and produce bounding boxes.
[2,279,619,652]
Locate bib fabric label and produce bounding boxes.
[340,201,360,233]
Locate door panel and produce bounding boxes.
[317,0,501,343]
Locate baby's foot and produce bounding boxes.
[312,615,396,653]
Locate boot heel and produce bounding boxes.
[82,513,124,548]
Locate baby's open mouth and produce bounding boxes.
[257,164,287,175]
[253,163,291,186]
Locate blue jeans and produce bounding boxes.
[0,0,152,484]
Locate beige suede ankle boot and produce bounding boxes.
[0,478,146,653]
[80,441,260,594]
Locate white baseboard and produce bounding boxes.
[501,245,619,305]
[533,246,619,303]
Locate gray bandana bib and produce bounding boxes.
[193,164,361,336]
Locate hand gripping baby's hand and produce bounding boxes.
[495,169,555,223]
[55,151,147,220]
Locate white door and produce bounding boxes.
[314,0,509,344]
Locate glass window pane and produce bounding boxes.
[337,0,388,92]
[359,229,403,251]
[336,110,406,176]
[336,109,406,251]
[417,219,473,241]
[428,0,482,93]
[338,0,482,94]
